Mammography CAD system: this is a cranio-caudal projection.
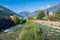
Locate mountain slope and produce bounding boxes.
[18,3,60,18]
[0,6,21,31]
[18,11,32,18]
[32,10,39,16]
[0,6,22,17]
[18,11,39,17]
[44,3,60,14]
[32,3,60,16]
[0,6,15,16]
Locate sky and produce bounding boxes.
[0,0,60,13]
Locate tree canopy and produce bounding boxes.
[55,10,60,21]
[36,10,45,19]
[28,16,35,20]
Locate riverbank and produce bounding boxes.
[35,20,60,29]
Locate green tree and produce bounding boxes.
[28,16,35,20]
[55,10,60,21]
[20,18,26,23]
[11,16,20,24]
[16,21,45,40]
[48,15,55,21]
[36,10,45,19]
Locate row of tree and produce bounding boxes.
[28,10,60,21]
[0,15,26,32]
[36,10,60,21]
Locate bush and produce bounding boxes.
[28,16,35,20]
[36,10,45,20]
[20,18,26,24]
[55,10,60,21]
[10,16,20,24]
[47,15,55,21]
[10,16,26,24]
[16,21,45,40]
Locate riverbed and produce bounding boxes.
[0,23,60,40]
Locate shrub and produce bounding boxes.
[36,10,45,20]
[55,10,60,21]
[20,18,26,23]
[10,16,20,24]
[16,21,45,40]
[47,15,55,21]
[28,16,35,20]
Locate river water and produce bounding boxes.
[0,24,24,40]
[0,23,60,40]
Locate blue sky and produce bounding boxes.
[0,0,60,13]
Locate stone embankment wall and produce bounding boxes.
[35,20,60,29]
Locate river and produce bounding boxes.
[0,24,25,40]
[0,23,60,40]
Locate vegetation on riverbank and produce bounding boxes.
[0,16,26,32]
[55,10,60,21]
[36,10,45,20]
[36,10,60,21]
[16,21,45,40]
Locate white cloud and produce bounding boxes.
[46,5,50,8]
[41,5,51,10]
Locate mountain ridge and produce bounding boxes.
[18,3,60,17]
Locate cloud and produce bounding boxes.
[41,5,51,10]
[46,5,50,8]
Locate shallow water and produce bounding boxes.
[0,24,24,40]
[0,23,60,40]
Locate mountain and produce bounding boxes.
[0,6,21,17]
[0,6,15,16]
[32,3,60,16]
[18,11,32,18]
[32,10,39,16]
[0,5,21,32]
[44,3,60,14]
[18,10,39,17]
[18,3,60,18]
